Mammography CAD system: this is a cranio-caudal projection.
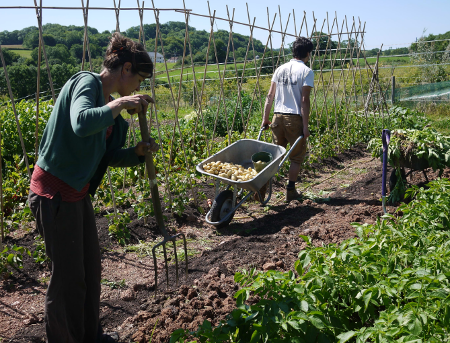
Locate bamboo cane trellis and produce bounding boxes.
[0,3,390,239]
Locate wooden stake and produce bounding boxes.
[195,9,215,154]
[122,0,145,191]
[336,16,355,114]
[202,8,227,148]
[182,0,210,158]
[299,11,306,37]
[293,8,297,36]
[106,0,122,219]
[81,0,92,71]
[113,0,121,32]
[207,3,231,145]
[0,46,32,180]
[267,8,275,73]
[354,20,367,110]
[278,5,286,64]
[332,15,351,138]
[0,120,3,246]
[151,4,195,207]
[274,11,290,69]
[244,11,288,137]
[148,13,172,207]
[149,8,173,207]
[226,7,246,132]
[307,14,322,131]
[243,14,277,137]
[324,15,342,151]
[35,0,42,163]
[246,4,263,113]
[33,0,56,103]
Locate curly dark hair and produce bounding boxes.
[292,36,314,59]
[103,32,153,78]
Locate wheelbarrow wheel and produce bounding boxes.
[210,190,234,228]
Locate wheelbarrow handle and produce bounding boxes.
[137,110,169,239]
[257,124,269,141]
[277,135,304,172]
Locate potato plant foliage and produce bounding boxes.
[172,179,450,342]
[368,127,450,175]
[368,122,450,202]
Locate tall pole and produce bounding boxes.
[0,120,4,247]
[391,75,395,105]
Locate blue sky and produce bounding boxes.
[1,0,449,50]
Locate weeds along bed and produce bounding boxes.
[0,98,427,274]
[171,178,450,343]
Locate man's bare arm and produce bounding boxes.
[262,82,276,127]
[301,86,312,138]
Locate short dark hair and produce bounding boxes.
[103,32,153,78]
[292,37,314,59]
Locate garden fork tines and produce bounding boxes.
[137,110,188,291]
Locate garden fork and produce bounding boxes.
[137,110,188,291]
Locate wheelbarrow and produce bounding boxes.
[195,127,304,228]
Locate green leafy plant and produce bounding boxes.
[101,278,126,289]
[33,235,50,265]
[0,244,31,277]
[368,127,450,202]
[105,211,131,246]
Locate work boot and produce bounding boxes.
[254,182,269,202]
[285,187,301,202]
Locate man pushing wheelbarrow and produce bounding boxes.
[196,36,314,229]
[260,36,314,202]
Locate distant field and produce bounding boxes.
[1,45,32,58]
[153,60,269,84]
[2,44,24,49]
[352,55,411,67]
[10,49,32,58]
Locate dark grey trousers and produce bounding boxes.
[28,191,102,343]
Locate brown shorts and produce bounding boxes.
[270,114,307,164]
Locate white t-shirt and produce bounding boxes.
[271,59,314,115]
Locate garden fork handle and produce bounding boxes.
[137,110,169,240]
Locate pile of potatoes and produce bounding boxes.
[202,161,258,181]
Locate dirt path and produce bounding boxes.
[2,144,446,343]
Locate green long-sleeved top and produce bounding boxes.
[36,71,144,194]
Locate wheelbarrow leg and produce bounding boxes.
[215,178,220,198]
[232,186,237,208]
[256,178,273,205]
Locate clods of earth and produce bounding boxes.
[2,143,449,342]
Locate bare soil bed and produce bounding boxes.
[2,143,449,343]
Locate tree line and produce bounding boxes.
[2,20,447,100]
[0,21,270,98]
